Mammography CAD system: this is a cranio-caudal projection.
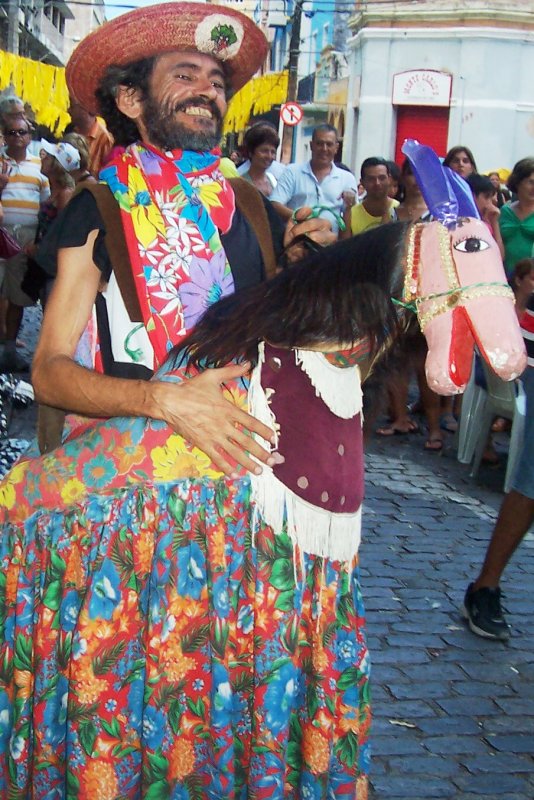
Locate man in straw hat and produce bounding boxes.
[32,1,335,465]
[1,5,371,798]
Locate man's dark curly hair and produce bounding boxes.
[95,57,156,147]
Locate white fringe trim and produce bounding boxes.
[295,350,362,419]
[248,343,362,562]
[248,342,276,453]
[250,467,362,562]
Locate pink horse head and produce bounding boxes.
[402,140,526,395]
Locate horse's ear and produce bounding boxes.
[402,139,466,226]
[443,166,480,219]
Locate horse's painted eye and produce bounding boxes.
[454,237,490,253]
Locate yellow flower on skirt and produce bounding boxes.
[0,460,29,511]
[60,477,86,506]
[150,434,222,481]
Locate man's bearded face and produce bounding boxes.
[142,91,224,151]
[139,51,228,152]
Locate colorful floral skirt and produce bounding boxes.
[0,475,370,799]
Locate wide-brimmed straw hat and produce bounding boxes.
[66,2,269,115]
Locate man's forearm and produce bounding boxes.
[32,353,279,477]
[32,354,160,421]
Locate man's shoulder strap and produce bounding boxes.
[75,182,143,321]
[229,177,277,280]
[73,179,277,322]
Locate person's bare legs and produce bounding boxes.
[464,366,534,639]
[376,374,418,435]
[416,357,442,450]
[463,490,534,640]
[473,490,534,590]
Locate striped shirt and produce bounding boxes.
[0,150,50,228]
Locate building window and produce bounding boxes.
[44,2,66,32]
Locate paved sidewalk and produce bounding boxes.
[7,307,534,799]
[364,425,534,800]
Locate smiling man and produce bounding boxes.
[344,156,399,236]
[32,1,335,463]
[270,123,357,234]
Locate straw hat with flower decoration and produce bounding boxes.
[66,2,269,115]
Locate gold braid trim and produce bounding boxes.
[417,283,514,332]
[402,223,423,302]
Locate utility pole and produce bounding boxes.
[7,0,19,54]
[280,0,304,163]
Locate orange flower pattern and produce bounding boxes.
[0,361,371,798]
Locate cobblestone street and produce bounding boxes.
[8,308,534,799]
[364,429,534,800]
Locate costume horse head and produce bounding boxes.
[401,139,526,394]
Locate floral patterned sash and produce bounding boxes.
[99,143,236,367]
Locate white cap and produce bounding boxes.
[40,138,80,172]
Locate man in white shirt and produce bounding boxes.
[270,124,357,235]
[0,119,50,370]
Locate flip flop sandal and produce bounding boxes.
[424,437,443,452]
[376,422,419,436]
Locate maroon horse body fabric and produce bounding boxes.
[261,343,364,515]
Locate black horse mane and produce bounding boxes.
[174,221,413,371]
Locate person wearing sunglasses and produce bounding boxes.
[0,119,49,371]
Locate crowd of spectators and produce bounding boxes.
[0,86,532,649]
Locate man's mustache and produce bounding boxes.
[174,98,223,124]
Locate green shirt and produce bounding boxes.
[499,204,534,276]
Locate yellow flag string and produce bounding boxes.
[0,50,70,134]
[0,51,287,138]
[223,71,288,134]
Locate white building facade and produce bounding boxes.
[343,0,534,174]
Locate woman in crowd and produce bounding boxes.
[499,157,534,277]
[443,145,478,179]
[240,123,280,197]
[62,132,98,186]
[32,140,78,246]
[21,140,79,304]
[488,170,511,208]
